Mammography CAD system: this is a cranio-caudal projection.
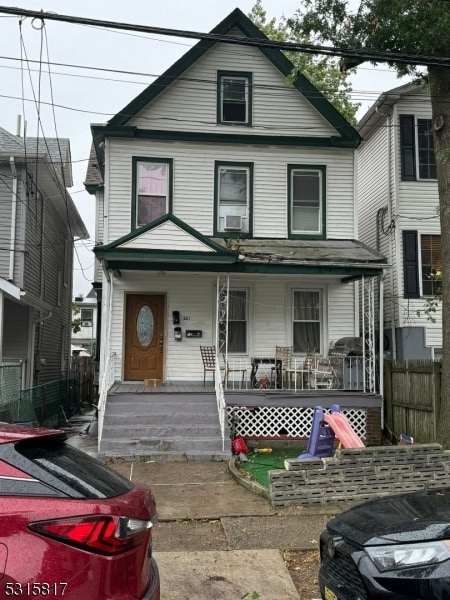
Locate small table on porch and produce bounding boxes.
[250,357,282,389]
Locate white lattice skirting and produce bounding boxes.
[227,406,367,440]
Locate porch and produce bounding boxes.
[103,381,382,460]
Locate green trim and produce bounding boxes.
[105,8,360,146]
[95,249,237,263]
[96,213,233,255]
[287,165,326,240]
[213,161,253,238]
[131,157,173,232]
[100,259,384,277]
[217,70,253,126]
[92,125,356,148]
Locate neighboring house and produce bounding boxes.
[0,126,88,388]
[357,83,441,360]
[71,287,97,356]
[85,8,386,391]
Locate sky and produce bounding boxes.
[0,0,410,297]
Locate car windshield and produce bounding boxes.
[17,439,133,499]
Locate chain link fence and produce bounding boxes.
[0,362,81,427]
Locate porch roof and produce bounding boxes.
[95,216,387,278]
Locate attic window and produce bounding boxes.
[218,71,252,126]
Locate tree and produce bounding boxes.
[248,0,360,123]
[289,0,450,446]
[72,303,81,334]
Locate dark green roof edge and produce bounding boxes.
[94,213,234,255]
[105,7,359,145]
[91,125,358,150]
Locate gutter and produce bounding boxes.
[9,157,17,281]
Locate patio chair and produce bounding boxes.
[284,353,315,391]
[222,353,247,388]
[309,357,339,390]
[200,345,220,386]
[270,346,292,388]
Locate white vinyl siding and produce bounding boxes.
[129,39,337,138]
[105,138,355,244]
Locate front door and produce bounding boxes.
[124,294,165,381]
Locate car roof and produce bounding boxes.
[0,423,67,444]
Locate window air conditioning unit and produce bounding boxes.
[82,321,92,327]
[224,215,242,230]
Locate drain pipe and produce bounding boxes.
[9,157,17,282]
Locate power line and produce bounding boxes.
[0,6,449,68]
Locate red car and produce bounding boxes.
[0,423,160,599]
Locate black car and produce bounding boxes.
[319,488,450,600]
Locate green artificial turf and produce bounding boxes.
[240,447,306,488]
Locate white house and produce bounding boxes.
[357,82,441,360]
[71,288,97,356]
[85,8,386,393]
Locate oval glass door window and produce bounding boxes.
[136,305,154,347]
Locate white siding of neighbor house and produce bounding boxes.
[94,189,104,283]
[105,138,356,244]
[109,272,357,382]
[129,37,337,138]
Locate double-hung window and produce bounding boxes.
[417,119,437,179]
[421,234,441,296]
[400,115,436,180]
[133,158,172,229]
[228,289,248,353]
[217,71,252,125]
[215,162,252,235]
[81,308,94,328]
[292,290,322,354]
[288,165,325,238]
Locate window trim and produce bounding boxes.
[290,287,325,355]
[213,161,253,238]
[217,70,253,127]
[131,157,173,231]
[400,114,436,181]
[287,165,326,239]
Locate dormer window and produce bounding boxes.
[217,71,252,126]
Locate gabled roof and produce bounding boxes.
[357,81,422,139]
[106,8,359,145]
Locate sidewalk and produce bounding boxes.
[68,418,336,599]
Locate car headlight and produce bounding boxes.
[366,540,450,572]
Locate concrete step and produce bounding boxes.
[102,424,224,437]
[103,413,221,426]
[100,437,231,457]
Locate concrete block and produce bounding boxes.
[285,458,323,471]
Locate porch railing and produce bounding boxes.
[214,355,227,452]
[97,352,116,447]
[223,356,365,392]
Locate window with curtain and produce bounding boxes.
[421,234,441,296]
[228,290,247,353]
[289,166,324,236]
[292,290,321,353]
[135,160,170,227]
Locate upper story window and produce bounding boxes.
[133,158,172,229]
[400,115,436,181]
[215,162,252,236]
[288,165,326,238]
[81,309,93,327]
[217,71,252,126]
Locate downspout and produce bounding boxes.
[9,157,17,282]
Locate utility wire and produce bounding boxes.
[0,6,449,68]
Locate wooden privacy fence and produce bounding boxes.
[384,360,441,443]
[70,356,96,404]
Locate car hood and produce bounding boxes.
[327,488,450,546]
